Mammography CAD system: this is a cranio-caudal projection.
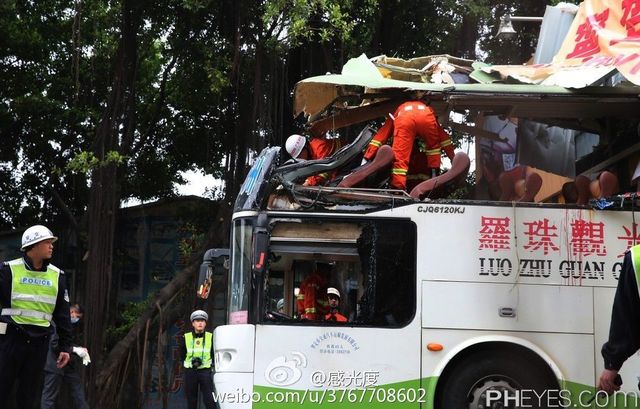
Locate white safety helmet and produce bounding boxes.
[327,287,340,298]
[190,310,208,322]
[276,298,284,310]
[21,225,58,251]
[285,134,307,159]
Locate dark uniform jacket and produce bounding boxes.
[0,255,72,354]
[602,251,640,370]
[45,321,84,373]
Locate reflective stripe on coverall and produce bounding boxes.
[363,101,454,190]
[296,272,329,320]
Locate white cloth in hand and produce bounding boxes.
[73,346,91,365]
[72,346,87,358]
[82,351,91,366]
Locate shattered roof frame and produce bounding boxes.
[294,54,640,133]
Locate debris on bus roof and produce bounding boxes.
[294,54,640,127]
[294,0,640,123]
[370,54,475,84]
[267,0,640,211]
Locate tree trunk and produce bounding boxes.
[84,162,119,405]
[370,0,397,55]
[83,0,141,405]
[455,13,479,60]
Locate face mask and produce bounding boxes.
[71,317,80,324]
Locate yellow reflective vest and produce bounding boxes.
[631,245,640,288]
[1,258,60,327]
[184,331,213,369]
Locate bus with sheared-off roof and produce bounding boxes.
[201,50,640,409]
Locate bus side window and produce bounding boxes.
[356,221,416,327]
[262,219,416,327]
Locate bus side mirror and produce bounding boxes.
[197,248,229,299]
[252,214,269,276]
[252,227,269,275]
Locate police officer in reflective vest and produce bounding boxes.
[180,309,216,409]
[0,225,72,408]
[598,243,640,394]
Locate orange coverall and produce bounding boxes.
[305,137,342,186]
[296,272,329,320]
[325,311,348,322]
[363,101,455,190]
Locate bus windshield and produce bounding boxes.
[228,218,253,324]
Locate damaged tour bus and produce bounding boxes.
[199,6,640,407]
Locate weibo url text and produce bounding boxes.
[213,388,427,404]
[486,389,640,408]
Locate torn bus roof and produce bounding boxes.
[293,53,477,120]
[371,54,475,84]
[294,0,640,123]
[480,63,616,88]
[294,54,640,126]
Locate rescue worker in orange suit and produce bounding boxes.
[285,134,342,186]
[325,287,348,322]
[296,262,331,320]
[598,243,640,394]
[362,101,455,191]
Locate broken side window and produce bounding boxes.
[263,218,416,328]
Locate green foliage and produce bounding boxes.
[178,222,205,263]
[0,0,238,225]
[105,298,150,348]
[66,151,100,174]
[449,171,477,200]
[262,0,376,48]
[105,151,126,166]
[465,0,492,17]
[181,0,213,11]
[478,1,549,64]
[0,0,561,230]
[65,151,126,175]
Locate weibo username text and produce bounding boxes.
[212,388,427,404]
[212,388,640,406]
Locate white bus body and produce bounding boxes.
[212,198,640,409]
